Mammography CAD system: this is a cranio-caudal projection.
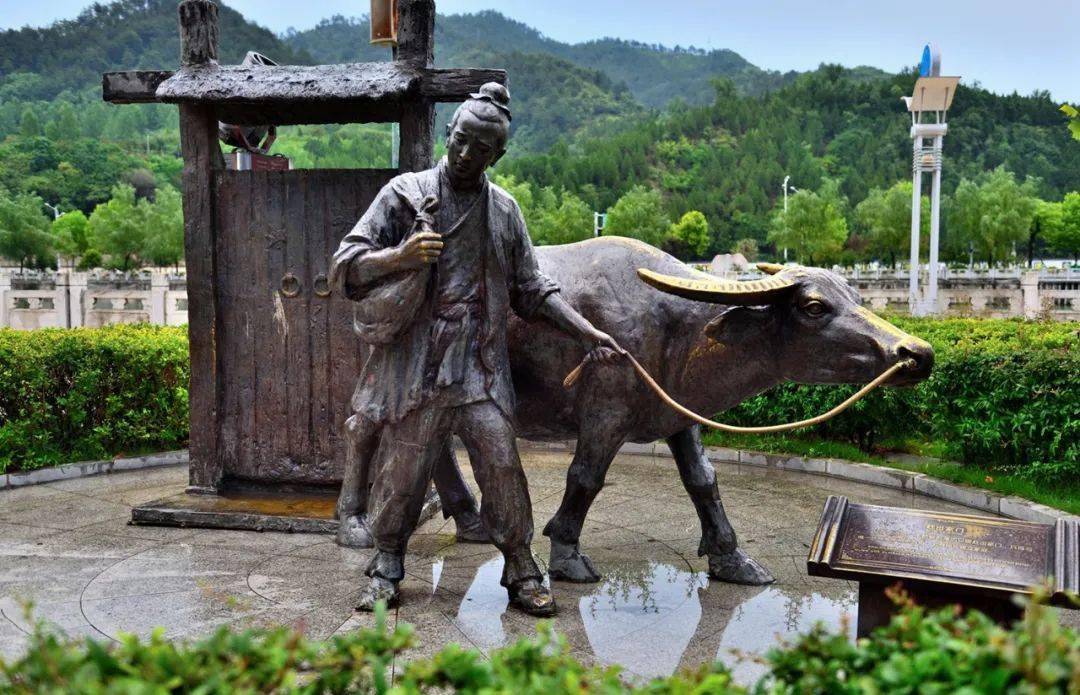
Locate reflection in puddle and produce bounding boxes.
[445,555,856,685]
[716,587,858,685]
[581,562,706,617]
[580,562,707,679]
[454,557,508,651]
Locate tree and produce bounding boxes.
[47,102,80,141]
[535,190,593,246]
[1045,192,1080,261]
[51,209,91,259]
[669,210,710,258]
[1064,104,1080,142]
[88,184,147,270]
[0,189,53,270]
[1028,200,1063,266]
[732,238,759,261]
[604,186,670,247]
[18,107,41,138]
[854,181,931,266]
[948,168,1039,265]
[142,186,184,268]
[767,180,848,266]
[493,175,592,246]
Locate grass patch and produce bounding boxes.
[703,431,1080,517]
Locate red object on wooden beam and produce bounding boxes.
[225,151,291,171]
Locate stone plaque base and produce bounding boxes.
[808,496,1079,636]
[855,580,1024,637]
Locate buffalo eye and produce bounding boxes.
[801,299,828,318]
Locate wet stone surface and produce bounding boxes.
[0,448,1032,684]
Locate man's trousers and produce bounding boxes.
[365,399,541,588]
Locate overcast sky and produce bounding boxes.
[2,0,1077,102]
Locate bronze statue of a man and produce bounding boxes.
[329,83,622,616]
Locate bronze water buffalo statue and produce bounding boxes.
[342,236,934,585]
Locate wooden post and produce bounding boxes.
[178,0,220,66]
[396,0,435,65]
[180,104,224,492]
[177,0,224,491]
[396,0,436,172]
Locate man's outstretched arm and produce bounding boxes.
[536,293,625,364]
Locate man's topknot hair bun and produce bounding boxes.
[469,82,512,122]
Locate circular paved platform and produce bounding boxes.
[0,448,1018,683]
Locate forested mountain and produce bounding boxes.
[500,67,1080,258]
[0,2,1076,268]
[285,12,807,108]
[0,0,312,102]
[0,5,643,152]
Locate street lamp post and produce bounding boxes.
[781,176,797,262]
[594,211,606,238]
[902,44,959,316]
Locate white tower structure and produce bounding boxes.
[902,45,959,315]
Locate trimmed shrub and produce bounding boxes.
[2,594,1078,693]
[2,317,1075,480]
[0,325,189,473]
[719,317,1079,480]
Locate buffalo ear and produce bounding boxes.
[705,306,775,344]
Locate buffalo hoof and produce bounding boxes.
[336,514,374,549]
[356,577,398,612]
[454,512,491,544]
[507,578,557,617]
[708,549,775,586]
[548,541,601,583]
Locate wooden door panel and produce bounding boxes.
[214,169,395,485]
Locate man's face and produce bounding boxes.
[446,110,506,187]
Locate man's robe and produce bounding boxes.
[329,159,559,426]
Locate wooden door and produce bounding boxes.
[213,169,395,486]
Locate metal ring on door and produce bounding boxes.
[280,273,301,298]
[313,274,331,298]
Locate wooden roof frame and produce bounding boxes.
[102,0,506,127]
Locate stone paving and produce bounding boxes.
[0,448,1032,684]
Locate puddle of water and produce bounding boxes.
[441,555,856,684]
[453,558,510,652]
[579,562,708,679]
[716,587,857,685]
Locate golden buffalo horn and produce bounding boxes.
[637,268,796,305]
[756,262,786,275]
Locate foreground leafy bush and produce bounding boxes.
[766,589,1080,694]
[2,593,1078,693]
[0,325,189,473]
[719,317,1079,480]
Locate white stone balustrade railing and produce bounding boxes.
[1,266,1076,329]
[0,270,188,330]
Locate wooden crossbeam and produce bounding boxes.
[103,65,506,107]
[102,71,175,104]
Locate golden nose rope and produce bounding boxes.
[563,353,916,435]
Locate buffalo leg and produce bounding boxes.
[666,426,774,586]
[431,441,490,543]
[543,424,626,583]
[336,415,380,549]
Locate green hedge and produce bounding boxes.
[2,318,1076,480]
[718,317,1079,481]
[0,325,189,473]
[3,594,1078,693]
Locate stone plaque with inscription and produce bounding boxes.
[808,496,1079,635]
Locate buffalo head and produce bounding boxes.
[638,263,933,387]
